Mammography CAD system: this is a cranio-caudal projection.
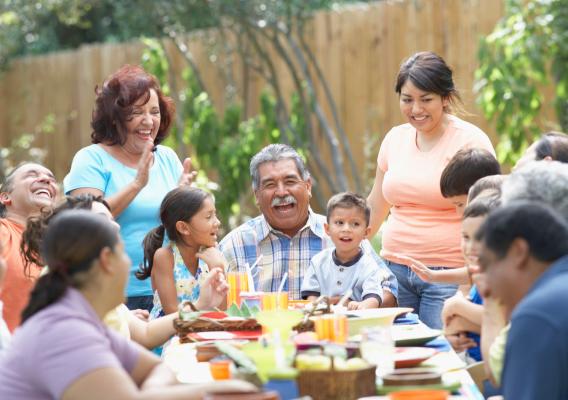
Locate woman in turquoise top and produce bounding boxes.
[137,187,228,319]
[64,65,196,311]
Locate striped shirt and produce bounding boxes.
[219,210,397,300]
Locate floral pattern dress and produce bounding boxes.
[149,244,209,320]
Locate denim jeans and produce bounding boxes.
[125,295,154,313]
[386,260,458,329]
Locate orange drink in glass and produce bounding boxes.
[209,359,231,380]
[226,271,250,308]
[261,292,289,311]
[314,314,348,343]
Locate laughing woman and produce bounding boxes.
[64,65,196,312]
[0,210,255,399]
[367,51,495,329]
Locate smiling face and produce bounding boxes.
[399,80,449,137]
[325,207,370,262]
[477,241,523,316]
[0,164,58,220]
[254,159,312,237]
[178,196,220,248]
[461,215,485,269]
[121,89,161,154]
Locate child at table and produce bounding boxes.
[301,192,388,310]
[402,196,500,361]
[136,187,228,319]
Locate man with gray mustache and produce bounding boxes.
[219,144,397,305]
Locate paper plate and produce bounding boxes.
[394,347,437,368]
[187,330,262,341]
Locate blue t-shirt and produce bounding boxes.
[64,144,182,297]
[466,285,482,362]
[502,255,568,400]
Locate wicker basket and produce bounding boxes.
[296,361,377,400]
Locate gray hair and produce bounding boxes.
[0,162,34,218]
[249,144,310,190]
[502,160,568,221]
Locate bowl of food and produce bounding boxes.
[335,307,413,336]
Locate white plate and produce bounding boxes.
[176,362,214,383]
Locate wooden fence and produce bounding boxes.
[0,0,508,186]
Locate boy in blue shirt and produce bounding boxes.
[301,192,388,309]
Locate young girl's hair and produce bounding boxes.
[136,187,211,280]
[21,210,119,322]
[21,195,110,277]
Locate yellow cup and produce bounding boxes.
[226,271,250,308]
[314,314,348,343]
[261,292,289,311]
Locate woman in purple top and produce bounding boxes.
[0,210,255,399]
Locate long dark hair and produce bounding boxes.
[21,195,110,277]
[21,210,120,323]
[136,187,211,280]
[395,51,463,114]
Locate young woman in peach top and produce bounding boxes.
[367,51,495,328]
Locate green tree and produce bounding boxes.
[475,0,568,165]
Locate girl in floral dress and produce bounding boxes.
[137,187,228,320]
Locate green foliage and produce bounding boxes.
[475,0,568,165]
[141,40,281,226]
[0,113,55,180]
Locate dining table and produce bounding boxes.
[163,311,485,400]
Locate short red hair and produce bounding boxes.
[90,65,175,146]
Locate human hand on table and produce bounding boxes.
[201,379,258,394]
[444,314,478,335]
[446,332,476,352]
[195,268,229,310]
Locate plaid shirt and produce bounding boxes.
[219,210,398,300]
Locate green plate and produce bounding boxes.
[376,380,461,395]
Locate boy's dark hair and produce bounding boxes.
[440,148,501,198]
[462,194,501,220]
[533,131,568,163]
[467,174,505,203]
[476,201,568,262]
[326,192,370,226]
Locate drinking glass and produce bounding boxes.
[226,271,250,308]
[360,326,395,378]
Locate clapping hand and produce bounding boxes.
[179,157,198,186]
[133,141,154,189]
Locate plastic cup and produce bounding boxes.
[226,271,250,308]
[240,291,263,312]
[313,314,348,343]
[209,359,231,380]
[261,292,289,311]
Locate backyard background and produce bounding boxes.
[0,0,562,223]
